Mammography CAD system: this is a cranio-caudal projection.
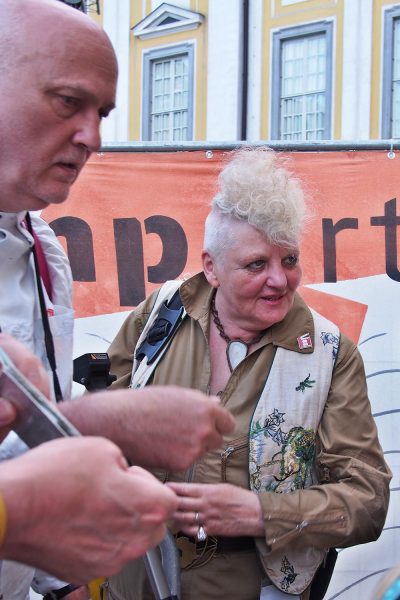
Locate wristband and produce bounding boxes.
[0,494,7,545]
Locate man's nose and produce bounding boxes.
[72,113,102,152]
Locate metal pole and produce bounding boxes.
[143,549,178,600]
[100,139,400,153]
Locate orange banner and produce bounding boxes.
[42,149,400,342]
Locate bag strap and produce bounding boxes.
[130,281,186,389]
[25,212,63,402]
[135,289,184,365]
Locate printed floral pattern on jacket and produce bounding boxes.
[250,408,316,493]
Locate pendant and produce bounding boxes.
[227,340,249,372]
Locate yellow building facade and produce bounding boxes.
[92,0,400,143]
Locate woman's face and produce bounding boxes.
[203,221,302,332]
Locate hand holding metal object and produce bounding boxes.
[0,348,180,600]
[0,347,80,447]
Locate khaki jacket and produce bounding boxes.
[108,273,391,596]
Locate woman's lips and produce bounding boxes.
[262,294,284,303]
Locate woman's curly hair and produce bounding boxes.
[204,147,308,258]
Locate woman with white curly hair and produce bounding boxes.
[106,147,390,600]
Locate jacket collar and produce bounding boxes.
[270,293,315,354]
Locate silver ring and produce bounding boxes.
[195,511,200,523]
[196,525,207,542]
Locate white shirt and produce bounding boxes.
[0,210,75,597]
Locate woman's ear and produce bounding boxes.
[201,250,220,288]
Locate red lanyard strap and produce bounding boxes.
[28,223,52,301]
[25,212,63,402]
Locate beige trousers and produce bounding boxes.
[107,548,265,600]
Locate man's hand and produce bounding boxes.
[60,386,235,470]
[0,333,50,441]
[0,436,177,583]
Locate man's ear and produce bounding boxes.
[201,250,220,288]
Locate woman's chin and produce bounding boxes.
[256,302,290,328]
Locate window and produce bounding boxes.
[271,22,333,140]
[142,45,194,142]
[382,8,400,138]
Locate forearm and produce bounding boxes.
[258,467,390,551]
[59,391,143,462]
[59,386,235,471]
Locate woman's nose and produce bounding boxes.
[265,263,287,288]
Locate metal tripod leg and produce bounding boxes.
[144,531,181,600]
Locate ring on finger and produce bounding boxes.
[195,511,200,523]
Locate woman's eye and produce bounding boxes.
[247,260,265,271]
[284,255,299,267]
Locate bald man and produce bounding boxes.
[0,1,234,598]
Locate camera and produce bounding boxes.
[73,353,116,391]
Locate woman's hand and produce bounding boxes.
[166,481,265,538]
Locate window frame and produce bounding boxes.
[142,44,195,141]
[381,6,400,139]
[271,21,333,140]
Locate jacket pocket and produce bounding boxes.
[221,435,249,484]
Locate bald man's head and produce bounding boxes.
[0,0,118,212]
[0,0,117,78]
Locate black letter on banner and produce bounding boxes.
[371,198,400,281]
[145,216,188,282]
[322,218,358,282]
[49,216,95,281]
[113,218,145,306]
